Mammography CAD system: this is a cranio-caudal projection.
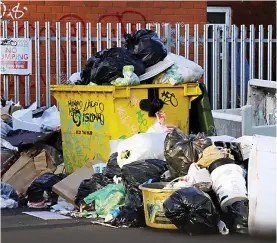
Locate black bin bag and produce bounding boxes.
[112,159,167,227]
[164,128,212,177]
[80,47,145,85]
[225,200,249,234]
[103,153,121,179]
[112,187,146,228]
[121,159,168,187]
[75,173,113,206]
[124,29,167,68]
[163,187,220,235]
[27,173,66,204]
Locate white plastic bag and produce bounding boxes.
[153,52,204,85]
[163,176,194,189]
[1,197,18,209]
[67,72,81,85]
[109,139,124,156]
[147,111,175,134]
[187,163,212,192]
[164,163,212,192]
[41,106,61,131]
[116,133,167,168]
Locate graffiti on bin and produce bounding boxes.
[68,99,105,127]
[136,110,148,132]
[118,106,138,134]
[128,95,139,108]
[161,91,178,107]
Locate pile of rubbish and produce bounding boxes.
[2,29,273,238]
[2,104,252,235]
[66,29,204,86]
[1,97,64,209]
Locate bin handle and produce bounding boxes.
[112,88,131,99]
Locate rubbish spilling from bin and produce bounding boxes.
[2,28,275,238]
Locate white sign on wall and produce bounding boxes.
[0,38,32,75]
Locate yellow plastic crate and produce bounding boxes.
[51,83,201,174]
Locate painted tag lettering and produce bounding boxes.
[161,91,178,107]
[68,99,105,127]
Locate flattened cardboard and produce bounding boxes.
[2,153,37,195]
[2,150,56,196]
[52,159,105,207]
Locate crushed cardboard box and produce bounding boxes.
[2,149,56,196]
[53,159,105,207]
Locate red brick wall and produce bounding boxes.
[1,1,207,106]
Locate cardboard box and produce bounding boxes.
[52,159,105,207]
[2,150,56,196]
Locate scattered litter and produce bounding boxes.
[22,211,71,220]
[91,221,119,228]
[83,183,126,218]
[92,163,107,174]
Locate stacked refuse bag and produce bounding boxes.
[67,29,204,87]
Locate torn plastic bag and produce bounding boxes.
[124,29,167,68]
[75,173,113,206]
[147,111,175,134]
[164,128,212,177]
[103,153,122,179]
[83,183,126,218]
[121,159,168,188]
[225,200,249,234]
[40,105,61,131]
[27,173,66,204]
[163,187,221,235]
[117,133,167,168]
[80,48,145,85]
